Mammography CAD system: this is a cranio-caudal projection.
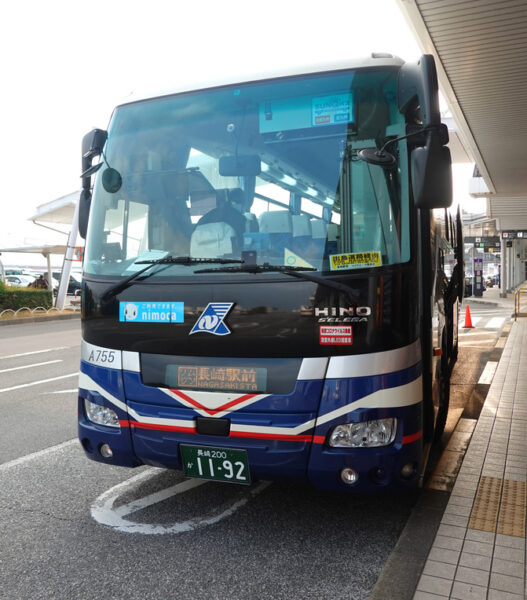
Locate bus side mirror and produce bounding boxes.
[398,56,452,209]
[411,129,452,209]
[79,129,107,239]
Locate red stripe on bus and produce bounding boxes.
[126,420,310,442]
[128,421,196,434]
[125,420,420,446]
[229,431,312,442]
[402,430,422,444]
[312,435,326,444]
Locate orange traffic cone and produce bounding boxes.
[463,305,474,328]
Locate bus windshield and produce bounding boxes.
[84,68,410,277]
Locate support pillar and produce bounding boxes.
[45,253,53,292]
[55,197,80,310]
[500,238,507,297]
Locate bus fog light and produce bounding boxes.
[84,399,120,428]
[99,443,113,458]
[401,462,417,479]
[329,418,397,447]
[341,468,359,485]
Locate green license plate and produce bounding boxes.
[180,445,251,485]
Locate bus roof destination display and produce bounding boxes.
[259,91,354,133]
[312,94,353,126]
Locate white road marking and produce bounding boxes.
[0,359,62,374]
[91,469,270,534]
[45,389,78,394]
[0,346,70,359]
[458,332,497,337]
[478,361,498,385]
[459,341,497,347]
[115,477,207,517]
[485,317,506,329]
[0,439,78,472]
[0,372,78,393]
[463,316,482,326]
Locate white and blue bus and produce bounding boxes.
[77,54,463,492]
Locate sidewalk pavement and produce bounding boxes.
[413,284,527,599]
[465,286,515,312]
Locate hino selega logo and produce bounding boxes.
[189,303,234,336]
[315,306,371,323]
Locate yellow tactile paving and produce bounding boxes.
[468,476,502,533]
[497,479,527,537]
[468,476,527,537]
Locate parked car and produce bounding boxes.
[5,275,35,287]
[485,275,499,288]
[52,271,82,294]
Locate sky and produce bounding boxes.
[0,0,479,266]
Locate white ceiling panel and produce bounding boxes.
[398,0,527,224]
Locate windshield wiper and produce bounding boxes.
[136,256,244,265]
[195,263,316,275]
[101,255,243,301]
[195,263,357,297]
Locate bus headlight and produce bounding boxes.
[84,399,120,429]
[328,418,397,448]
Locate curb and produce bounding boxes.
[369,489,449,599]
[464,297,514,308]
[0,312,81,327]
[465,299,500,306]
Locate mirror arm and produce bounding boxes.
[398,54,440,127]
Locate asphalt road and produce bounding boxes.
[0,307,511,600]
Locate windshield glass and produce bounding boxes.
[84,68,410,277]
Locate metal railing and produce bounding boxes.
[0,305,80,319]
[514,286,527,320]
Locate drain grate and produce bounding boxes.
[468,476,527,537]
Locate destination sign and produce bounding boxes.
[465,236,500,244]
[166,365,267,393]
[502,231,527,239]
[465,236,501,253]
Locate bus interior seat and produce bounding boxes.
[190,188,246,257]
[310,218,328,239]
[257,211,292,254]
[326,223,339,254]
[146,171,194,254]
[190,222,238,258]
[309,218,328,255]
[291,214,312,252]
[101,242,122,262]
[244,213,259,232]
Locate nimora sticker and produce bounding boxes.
[119,302,184,323]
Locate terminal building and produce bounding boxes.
[398,0,527,298]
